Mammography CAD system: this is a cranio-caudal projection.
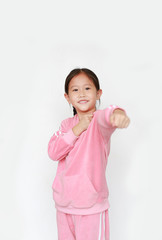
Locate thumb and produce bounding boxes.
[110,114,116,127]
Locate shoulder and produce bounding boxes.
[60,115,76,128]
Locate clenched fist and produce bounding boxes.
[110,109,130,128]
[72,113,94,136]
[79,113,94,131]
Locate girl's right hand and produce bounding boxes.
[78,113,94,131]
[72,113,94,136]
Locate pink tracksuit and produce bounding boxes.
[48,104,126,239]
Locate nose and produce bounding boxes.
[79,89,86,97]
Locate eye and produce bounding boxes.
[73,89,78,92]
[85,87,90,90]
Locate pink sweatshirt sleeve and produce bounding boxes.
[96,104,126,143]
[48,119,79,161]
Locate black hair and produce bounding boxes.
[64,68,101,116]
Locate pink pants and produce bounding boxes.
[56,209,110,240]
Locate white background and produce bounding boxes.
[0,0,162,239]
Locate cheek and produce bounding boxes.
[70,95,77,102]
[90,92,97,99]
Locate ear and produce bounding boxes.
[96,89,102,100]
[64,93,71,104]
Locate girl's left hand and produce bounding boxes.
[110,109,130,128]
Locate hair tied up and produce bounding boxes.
[65,68,101,116]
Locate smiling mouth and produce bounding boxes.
[78,100,89,104]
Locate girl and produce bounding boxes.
[48,68,130,240]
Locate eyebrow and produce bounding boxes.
[70,84,92,89]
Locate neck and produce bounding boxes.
[76,107,96,121]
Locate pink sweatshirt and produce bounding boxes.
[48,104,126,215]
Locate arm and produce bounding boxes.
[95,105,127,143]
[47,119,79,161]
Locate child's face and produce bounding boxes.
[64,73,102,114]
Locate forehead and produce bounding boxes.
[69,73,94,88]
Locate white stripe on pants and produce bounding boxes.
[98,209,109,240]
